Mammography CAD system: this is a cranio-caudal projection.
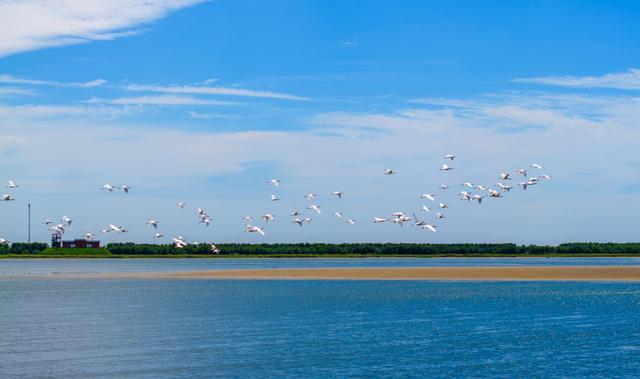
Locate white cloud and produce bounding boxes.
[125,84,310,101]
[75,79,108,88]
[0,87,34,96]
[0,103,130,120]
[0,0,205,57]
[340,39,358,48]
[0,74,108,88]
[514,68,640,90]
[87,95,238,106]
[0,74,55,86]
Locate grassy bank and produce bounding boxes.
[41,248,113,256]
[3,253,640,259]
[2,243,640,258]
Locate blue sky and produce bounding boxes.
[0,0,639,244]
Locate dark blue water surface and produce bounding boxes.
[2,257,640,277]
[2,279,640,377]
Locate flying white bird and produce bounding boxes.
[423,224,437,233]
[444,154,455,160]
[334,211,343,218]
[147,220,159,229]
[516,169,527,177]
[307,205,321,214]
[290,210,301,216]
[462,182,474,188]
[262,214,275,223]
[391,217,406,226]
[6,180,18,189]
[176,202,186,209]
[496,183,513,192]
[101,184,116,192]
[384,168,397,175]
[440,184,449,190]
[211,244,221,254]
[471,194,484,204]
[82,233,95,241]
[242,216,254,222]
[50,225,65,236]
[332,191,343,199]
[440,163,453,171]
[42,219,53,225]
[268,179,280,187]
[374,217,389,223]
[538,174,552,180]
[172,237,188,248]
[459,191,472,201]
[245,225,266,236]
[413,215,426,226]
[120,185,132,193]
[531,163,543,170]
[61,216,72,226]
[0,238,8,244]
[154,232,164,239]
[292,218,304,227]
[345,219,356,225]
[438,202,448,209]
[199,217,212,226]
[421,205,431,212]
[271,194,280,202]
[304,193,317,201]
[499,173,511,180]
[108,224,126,233]
[421,193,436,201]
[196,208,206,215]
[2,194,15,201]
[435,212,445,219]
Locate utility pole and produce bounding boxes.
[28,202,31,243]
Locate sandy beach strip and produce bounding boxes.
[12,265,640,281]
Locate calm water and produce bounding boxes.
[2,257,640,277]
[2,279,640,377]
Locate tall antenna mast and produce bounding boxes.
[28,202,31,243]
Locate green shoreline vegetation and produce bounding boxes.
[2,242,640,258]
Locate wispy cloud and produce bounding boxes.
[514,68,640,90]
[87,95,238,106]
[125,84,311,101]
[189,110,215,119]
[0,0,205,57]
[0,103,130,120]
[0,74,107,88]
[339,39,358,48]
[74,79,108,88]
[0,87,34,96]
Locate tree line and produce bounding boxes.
[2,242,640,256]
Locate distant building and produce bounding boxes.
[62,239,100,248]
[51,235,100,248]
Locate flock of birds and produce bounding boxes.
[0,154,551,252]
